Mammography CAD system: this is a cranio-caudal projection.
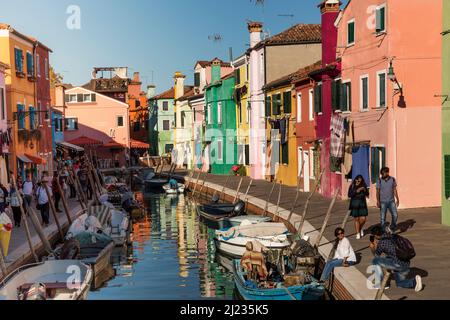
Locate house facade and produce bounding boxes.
[128,72,150,148]
[149,87,175,156]
[247,22,322,180]
[64,86,130,168]
[442,0,450,225]
[336,0,442,208]
[0,62,10,185]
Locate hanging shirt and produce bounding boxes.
[330,114,346,158]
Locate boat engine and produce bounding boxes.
[233,200,246,216]
[211,193,220,203]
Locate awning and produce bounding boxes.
[68,136,103,147]
[104,141,125,149]
[57,141,85,152]
[130,139,150,149]
[17,154,32,163]
[24,153,47,165]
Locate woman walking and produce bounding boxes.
[9,186,23,227]
[348,175,369,240]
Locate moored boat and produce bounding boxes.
[197,201,246,229]
[163,183,185,194]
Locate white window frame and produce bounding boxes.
[376,70,387,109]
[347,19,355,47]
[360,75,369,112]
[308,89,314,121]
[83,94,92,103]
[341,80,352,113]
[375,3,387,35]
[65,117,78,131]
[217,102,222,124]
[36,53,40,77]
[44,58,49,80]
[297,93,302,123]
[116,115,124,127]
[310,148,315,180]
[217,139,223,162]
[162,101,169,111]
[68,94,77,103]
[162,120,170,131]
[207,103,212,124]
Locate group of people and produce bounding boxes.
[319,167,423,292]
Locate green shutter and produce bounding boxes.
[348,21,355,44]
[371,147,379,184]
[272,95,281,116]
[332,81,337,111]
[314,86,320,113]
[91,93,96,102]
[347,83,352,112]
[381,147,386,168]
[265,96,271,117]
[283,91,291,114]
[282,143,289,165]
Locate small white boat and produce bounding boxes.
[163,183,185,194]
[214,222,291,258]
[228,215,272,227]
[0,260,93,300]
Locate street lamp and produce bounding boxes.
[387,60,406,108]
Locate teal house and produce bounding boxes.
[204,60,237,175]
[443,0,450,225]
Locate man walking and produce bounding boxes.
[36,179,51,227]
[376,167,399,233]
[22,174,34,212]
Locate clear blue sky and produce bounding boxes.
[0,0,346,93]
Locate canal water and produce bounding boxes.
[88,192,236,300]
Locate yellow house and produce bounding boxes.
[0,24,43,179]
[233,54,250,176]
[263,71,298,187]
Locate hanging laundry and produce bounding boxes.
[330,156,342,173]
[330,114,346,158]
[352,145,370,184]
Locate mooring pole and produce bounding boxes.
[43,181,65,241]
[191,171,202,198]
[274,182,283,218]
[263,180,277,217]
[55,173,72,225]
[233,177,244,203]
[287,160,304,222]
[28,205,54,255]
[314,189,340,249]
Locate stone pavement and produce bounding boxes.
[175,170,449,300]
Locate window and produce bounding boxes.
[296,94,302,123]
[309,89,314,121]
[347,19,355,45]
[14,48,24,74]
[272,94,281,116]
[340,81,352,112]
[55,118,63,132]
[26,52,34,77]
[217,139,223,161]
[371,146,386,184]
[265,96,272,117]
[65,118,78,131]
[310,149,315,179]
[245,144,250,166]
[181,111,186,128]
[36,54,40,77]
[238,144,245,165]
[332,79,342,111]
[281,143,289,165]
[283,91,291,114]
[117,116,124,127]
[17,104,25,129]
[207,104,212,124]
[37,101,42,125]
[0,88,5,120]
[194,72,201,87]
[217,102,222,124]
[162,101,169,111]
[133,122,140,132]
[377,71,386,108]
[238,102,243,124]
[376,4,386,33]
[314,83,322,114]
[360,76,369,111]
[44,58,49,80]
[234,69,241,85]
[163,120,170,131]
[83,94,92,103]
[29,106,35,130]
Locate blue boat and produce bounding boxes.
[233,260,325,301]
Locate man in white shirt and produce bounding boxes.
[36,179,52,227]
[320,228,357,282]
[22,174,34,211]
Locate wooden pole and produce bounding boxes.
[296,169,325,236]
[243,178,253,201]
[67,170,86,210]
[191,171,202,198]
[274,182,283,218]
[219,174,232,203]
[340,210,352,230]
[287,160,304,222]
[314,189,340,249]
[27,206,53,254]
[197,172,208,201]
[55,173,72,225]
[43,181,65,241]
[72,168,88,207]
[263,180,277,217]
[87,168,99,203]
[10,176,38,263]
[185,169,194,189]
[375,269,391,300]
[233,177,244,203]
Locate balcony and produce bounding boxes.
[16,70,25,78]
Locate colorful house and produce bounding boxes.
[0,24,47,179]
[204,61,237,175]
[246,22,322,180]
[0,62,10,185]
[128,72,150,154]
[232,54,251,175]
[64,86,130,168]
[292,61,323,192]
[336,0,442,209]
[442,0,450,224]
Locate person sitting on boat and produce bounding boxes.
[169,179,178,190]
[241,241,268,281]
[319,228,357,283]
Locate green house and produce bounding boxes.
[442,0,450,225]
[204,61,237,175]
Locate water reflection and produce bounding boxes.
[89,193,235,300]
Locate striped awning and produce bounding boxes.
[130,139,150,149]
[25,154,47,165]
[17,154,32,163]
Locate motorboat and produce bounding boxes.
[163,182,185,194]
[196,200,246,229]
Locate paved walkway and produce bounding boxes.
[176,171,448,300]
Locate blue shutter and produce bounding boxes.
[29,106,35,130]
[17,104,25,129]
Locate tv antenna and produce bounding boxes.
[208,33,223,43]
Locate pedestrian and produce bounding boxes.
[9,185,22,228]
[36,180,51,227]
[320,228,357,283]
[22,174,34,211]
[376,167,400,233]
[348,175,369,239]
[0,183,9,213]
[369,226,422,291]
[52,172,62,213]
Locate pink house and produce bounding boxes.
[336,0,442,208]
[64,86,130,168]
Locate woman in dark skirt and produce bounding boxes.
[348,175,369,240]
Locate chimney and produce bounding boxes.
[133,72,140,83]
[320,0,341,66]
[247,21,263,48]
[147,85,156,99]
[174,72,186,99]
[211,58,222,83]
